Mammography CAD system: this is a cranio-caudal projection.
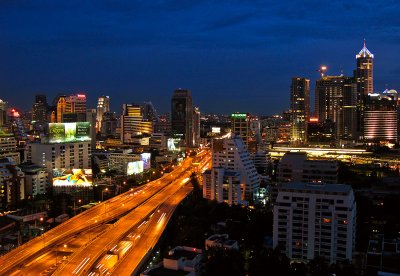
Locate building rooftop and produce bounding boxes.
[144,266,187,276]
[280,182,352,194]
[168,247,200,261]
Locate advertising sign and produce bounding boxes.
[167,138,180,151]
[127,161,144,175]
[53,168,93,186]
[49,122,91,143]
[140,153,151,170]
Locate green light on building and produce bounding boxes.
[231,113,247,118]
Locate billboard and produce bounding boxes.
[140,153,151,170]
[53,168,93,186]
[171,98,186,122]
[49,122,91,143]
[211,127,221,133]
[127,161,144,175]
[167,138,180,151]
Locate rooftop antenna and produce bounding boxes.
[316,65,327,78]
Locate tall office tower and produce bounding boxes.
[290,77,310,144]
[203,135,260,203]
[32,94,48,123]
[315,75,356,140]
[193,107,201,146]
[273,183,356,264]
[56,95,66,123]
[121,104,153,144]
[354,40,374,138]
[171,89,194,148]
[0,99,7,127]
[96,96,110,132]
[363,92,397,143]
[64,94,87,122]
[0,157,25,208]
[231,112,250,149]
[342,80,358,140]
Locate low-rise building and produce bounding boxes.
[205,234,239,251]
[0,157,25,208]
[19,163,48,197]
[277,152,338,184]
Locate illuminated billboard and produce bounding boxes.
[167,138,180,151]
[127,161,144,175]
[140,153,151,170]
[53,168,93,186]
[211,127,221,133]
[49,122,91,143]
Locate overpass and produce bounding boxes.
[0,149,211,276]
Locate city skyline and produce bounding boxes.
[1,1,400,114]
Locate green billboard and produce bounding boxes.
[49,122,91,143]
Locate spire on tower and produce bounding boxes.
[356,39,374,59]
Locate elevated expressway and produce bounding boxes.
[0,149,211,276]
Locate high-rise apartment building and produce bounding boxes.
[203,135,260,203]
[273,183,356,264]
[0,133,20,164]
[290,77,310,144]
[171,89,194,147]
[363,92,397,143]
[0,157,25,208]
[96,96,110,132]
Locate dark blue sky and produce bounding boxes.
[1,1,400,115]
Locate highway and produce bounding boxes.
[0,149,211,276]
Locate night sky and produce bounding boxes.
[1,1,400,115]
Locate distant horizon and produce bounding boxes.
[1,1,399,114]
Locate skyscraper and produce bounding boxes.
[32,94,48,123]
[171,89,194,147]
[96,96,110,132]
[230,112,250,148]
[56,95,66,123]
[290,77,310,144]
[64,94,87,122]
[354,40,374,139]
[121,104,153,144]
[315,75,356,140]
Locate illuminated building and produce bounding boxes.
[121,104,153,144]
[26,140,91,182]
[290,77,310,144]
[32,94,48,125]
[0,99,7,127]
[96,96,110,131]
[56,95,66,123]
[307,118,335,145]
[0,132,20,164]
[273,182,356,264]
[193,107,201,146]
[0,157,25,208]
[141,102,158,122]
[363,92,397,143]
[315,75,355,140]
[276,152,338,184]
[62,94,87,122]
[171,89,194,147]
[354,40,374,138]
[20,163,48,197]
[230,112,250,149]
[203,135,260,203]
[108,149,141,175]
